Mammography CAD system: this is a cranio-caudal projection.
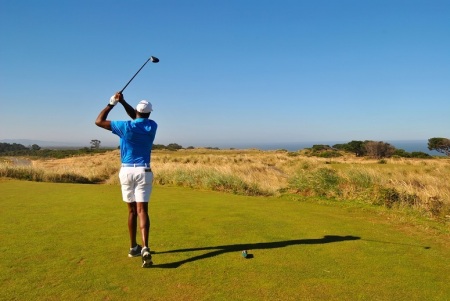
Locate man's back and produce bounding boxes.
[111,118,157,164]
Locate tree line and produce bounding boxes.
[1,137,449,159]
[0,143,111,158]
[310,137,450,158]
[0,142,200,158]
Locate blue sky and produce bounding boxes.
[1,0,449,148]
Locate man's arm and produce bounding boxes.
[95,105,114,131]
[119,96,137,120]
[95,92,137,130]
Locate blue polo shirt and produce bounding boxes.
[111,118,157,164]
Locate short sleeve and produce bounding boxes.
[111,120,127,138]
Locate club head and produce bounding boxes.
[150,56,159,63]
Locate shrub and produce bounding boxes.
[155,168,269,196]
[393,149,411,158]
[46,173,92,184]
[423,196,450,218]
[311,145,331,151]
[378,188,400,208]
[347,169,375,189]
[364,141,395,158]
[0,166,45,181]
[376,188,428,211]
[316,151,342,158]
[288,168,341,197]
[410,152,431,159]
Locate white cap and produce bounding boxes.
[136,100,153,113]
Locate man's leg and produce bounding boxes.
[136,202,150,248]
[126,202,143,257]
[137,202,152,267]
[127,202,138,248]
[135,169,153,267]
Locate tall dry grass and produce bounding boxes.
[1,149,449,218]
[0,153,120,183]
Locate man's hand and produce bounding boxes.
[109,92,124,106]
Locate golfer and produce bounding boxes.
[95,92,157,268]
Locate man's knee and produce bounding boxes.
[136,202,149,214]
[127,203,138,215]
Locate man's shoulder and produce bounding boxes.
[134,118,157,126]
[111,120,131,132]
[112,120,133,125]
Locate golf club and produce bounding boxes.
[120,56,159,93]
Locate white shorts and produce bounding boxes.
[119,167,153,203]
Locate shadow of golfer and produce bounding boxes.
[152,235,360,269]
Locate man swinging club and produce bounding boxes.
[95,92,157,268]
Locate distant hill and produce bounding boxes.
[0,139,86,148]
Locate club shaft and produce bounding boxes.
[120,57,152,93]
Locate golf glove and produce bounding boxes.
[109,94,120,106]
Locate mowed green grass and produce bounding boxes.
[0,180,448,301]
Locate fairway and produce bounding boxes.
[0,180,448,301]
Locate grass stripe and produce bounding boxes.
[0,180,448,300]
